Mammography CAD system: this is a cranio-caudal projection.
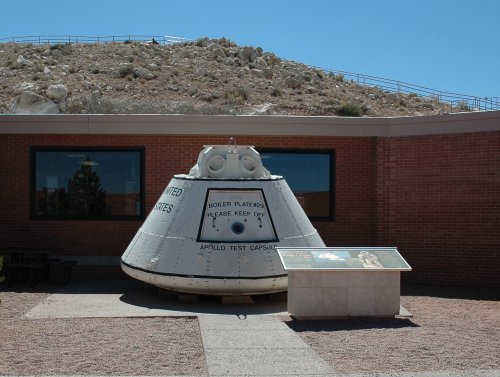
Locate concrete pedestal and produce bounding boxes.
[287,270,401,318]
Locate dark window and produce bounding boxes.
[260,150,335,219]
[31,148,144,219]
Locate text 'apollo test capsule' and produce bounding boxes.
[121,139,325,295]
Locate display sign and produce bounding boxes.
[277,247,411,271]
[198,189,278,242]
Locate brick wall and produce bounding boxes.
[1,130,498,287]
[376,131,500,287]
[0,134,375,258]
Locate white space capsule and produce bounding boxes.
[121,140,325,295]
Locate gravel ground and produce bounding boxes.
[0,284,498,375]
[0,288,207,376]
[283,285,500,374]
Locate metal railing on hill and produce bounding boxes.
[0,34,187,45]
[1,34,498,112]
[312,67,499,112]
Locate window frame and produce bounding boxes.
[30,146,145,221]
[258,148,335,221]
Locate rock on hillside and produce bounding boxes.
[0,37,447,116]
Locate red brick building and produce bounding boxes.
[1,112,498,287]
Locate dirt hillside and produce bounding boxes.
[0,37,452,116]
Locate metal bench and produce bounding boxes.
[1,247,63,286]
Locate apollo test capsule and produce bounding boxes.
[121,139,325,295]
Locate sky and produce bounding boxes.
[1,0,498,98]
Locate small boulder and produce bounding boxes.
[246,103,273,115]
[196,67,208,77]
[16,55,33,68]
[250,69,266,79]
[14,82,38,95]
[239,46,256,61]
[285,76,301,89]
[58,100,67,112]
[51,49,63,58]
[47,84,68,100]
[50,43,72,56]
[207,43,226,59]
[10,91,59,114]
[133,67,155,80]
[195,37,209,47]
[118,63,135,78]
[255,57,267,69]
[263,69,273,80]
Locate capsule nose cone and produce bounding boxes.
[121,144,325,295]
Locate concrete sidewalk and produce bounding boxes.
[198,314,334,376]
[22,280,500,377]
[26,279,287,318]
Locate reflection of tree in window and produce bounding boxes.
[64,158,106,216]
[38,187,66,215]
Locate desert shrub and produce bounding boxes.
[302,71,313,82]
[118,63,135,78]
[32,61,44,72]
[67,99,85,113]
[5,54,17,69]
[454,101,471,112]
[335,102,364,117]
[224,87,249,104]
[270,86,282,97]
[195,37,208,47]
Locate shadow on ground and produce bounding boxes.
[119,284,287,315]
[283,316,420,332]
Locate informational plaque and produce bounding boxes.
[277,247,411,271]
